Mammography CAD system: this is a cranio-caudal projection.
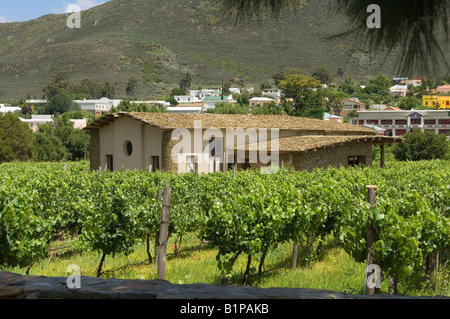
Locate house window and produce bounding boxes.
[123,140,133,157]
[348,156,366,167]
[413,119,420,125]
[106,155,113,171]
[151,156,160,172]
[186,156,198,173]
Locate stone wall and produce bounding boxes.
[293,140,373,171]
[0,272,446,299]
[161,129,178,173]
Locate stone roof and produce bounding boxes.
[84,112,376,134]
[234,135,402,153]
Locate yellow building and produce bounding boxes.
[422,95,450,109]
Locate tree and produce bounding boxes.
[102,81,116,99]
[337,67,344,78]
[179,73,193,92]
[126,76,138,97]
[33,133,67,162]
[251,102,286,115]
[364,75,391,95]
[208,102,249,114]
[398,96,422,110]
[42,70,70,100]
[111,100,167,113]
[312,66,333,85]
[277,74,321,98]
[170,88,186,96]
[38,116,90,161]
[273,67,301,86]
[392,129,449,161]
[0,113,34,163]
[45,94,74,115]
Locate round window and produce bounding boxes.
[124,140,133,157]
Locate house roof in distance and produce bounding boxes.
[84,112,376,134]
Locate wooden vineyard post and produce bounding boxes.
[365,185,378,295]
[291,242,299,270]
[155,189,162,260]
[157,186,171,280]
[380,144,385,169]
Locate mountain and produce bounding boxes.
[0,0,427,101]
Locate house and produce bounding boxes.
[174,95,204,105]
[262,89,282,100]
[323,113,343,123]
[70,119,88,130]
[74,97,122,117]
[84,112,400,173]
[422,95,450,109]
[203,95,236,109]
[249,97,276,107]
[400,78,423,87]
[350,109,450,137]
[0,106,22,115]
[384,106,402,111]
[19,115,54,133]
[389,85,408,97]
[25,100,48,107]
[189,89,222,99]
[339,98,367,117]
[436,85,450,93]
[369,104,388,111]
[229,88,241,95]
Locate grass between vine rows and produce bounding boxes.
[2,232,448,297]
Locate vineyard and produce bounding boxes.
[0,160,449,296]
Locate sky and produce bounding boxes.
[0,0,110,23]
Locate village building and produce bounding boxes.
[19,115,53,133]
[323,113,343,123]
[74,97,122,117]
[249,97,276,107]
[350,109,450,137]
[389,85,408,97]
[84,112,400,173]
[422,95,450,109]
[338,98,367,117]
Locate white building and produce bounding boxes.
[262,89,282,99]
[0,106,22,115]
[25,99,48,106]
[20,115,54,133]
[74,97,122,116]
[249,97,275,107]
[389,85,408,97]
[323,113,343,123]
[174,95,204,104]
